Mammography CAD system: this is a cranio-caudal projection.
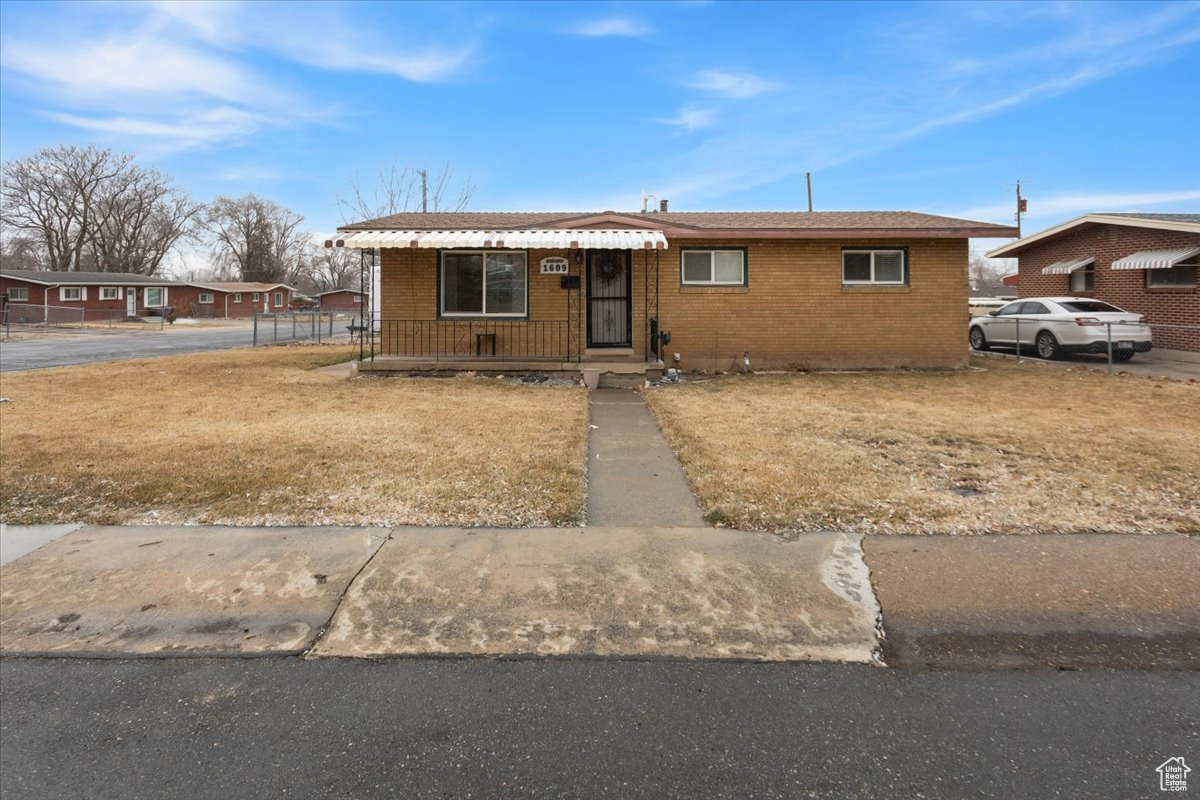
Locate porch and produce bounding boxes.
[329,226,670,375]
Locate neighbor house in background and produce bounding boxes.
[987,213,1200,355]
[317,288,367,314]
[173,282,299,318]
[326,209,1016,374]
[0,269,183,322]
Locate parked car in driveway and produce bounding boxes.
[968,297,1152,362]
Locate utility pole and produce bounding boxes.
[1015,180,1027,236]
[420,169,428,213]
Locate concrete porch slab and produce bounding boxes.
[0,525,389,656]
[312,527,881,662]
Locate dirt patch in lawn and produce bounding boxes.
[0,345,587,526]
[644,358,1200,535]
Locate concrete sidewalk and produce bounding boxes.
[2,524,1196,668]
[867,534,1200,669]
[586,388,705,527]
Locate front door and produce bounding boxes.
[126,288,137,316]
[586,251,631,347]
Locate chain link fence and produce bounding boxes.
[252,311,357,346]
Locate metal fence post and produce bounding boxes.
[273,313,278,343]
[253,313,258,346]
[1106,322,1113,374]
[1015,316,1022,362]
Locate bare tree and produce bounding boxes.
[205,194,306,284]
[301,244,362,293]
[84,166,203,275]
[1,144,135,271]
[336,161,475,223]
[0,231,44,270]
[969,254,1012,292]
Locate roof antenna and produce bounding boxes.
[806,172,813,212]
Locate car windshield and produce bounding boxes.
[1058,300,1124,313]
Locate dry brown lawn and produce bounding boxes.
[645,358,1200,534]
[0,346,587,526]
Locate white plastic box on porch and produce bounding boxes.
[328,228,670,385]
[325,229,668,250]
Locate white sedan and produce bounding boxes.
[969,297,1152,362]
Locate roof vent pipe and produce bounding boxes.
[660,199,669,213]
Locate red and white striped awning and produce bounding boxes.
[325,229,668,250]
[1110,246,1200,270]
[1041,257,1094,275]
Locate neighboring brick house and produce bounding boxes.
[317,288,367,314]
[174,282,298,317]
[326,209,1016,372]
[1,269,183,321]
[987,213,1200,355]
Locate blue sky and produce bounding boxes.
[2,0,1199,260]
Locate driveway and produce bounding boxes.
[971,347,1200,381]
[0,325,257,372]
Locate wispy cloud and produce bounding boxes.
[654,107,716,132]
[687,69,782,99]
[569,18,652,38]
[0,1,473,152]
[647,4,1200,205]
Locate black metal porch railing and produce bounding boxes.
[378,319,577,361]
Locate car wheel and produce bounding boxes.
[1035,331,1060,360]
[1111,349,1135,363]
[969,326,989,351]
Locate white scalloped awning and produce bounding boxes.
[1041,257,1094,275]
[1110,246,1200,270]
[325,229,668,250]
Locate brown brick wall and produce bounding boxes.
[1016,224,1199,352]
[1,277,175,321]
[379,238,970,368]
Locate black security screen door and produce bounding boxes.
[587,250,632,347]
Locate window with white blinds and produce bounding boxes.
[681,249,746,286]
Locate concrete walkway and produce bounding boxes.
[0,523,81,565]
[586,388,706,527]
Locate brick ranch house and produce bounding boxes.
[1,269,183,321]
[326,209,1016,374]
[317,288,367,314]
[172,282,299,318]
[987,213,1200,356]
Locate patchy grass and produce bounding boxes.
[645,358,1200,535]
[0,345,587,526]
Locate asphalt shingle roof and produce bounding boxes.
[0,269,182,286]
[340,210,1015,233]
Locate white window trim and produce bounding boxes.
[233,292,242,302]
[440,250,529,318]
[842,249,908,286]
[681,249,746,286]
[252,292,260,302]
[60,286,85,301]
[274,291,284,308]
[144,287,168,306]
[99,286,121,300]
[352,294,362,303]
[7,287,30,302]
[199,292,215,303]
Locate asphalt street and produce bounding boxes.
[0,325,261,371]
[1,657,1195,800]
